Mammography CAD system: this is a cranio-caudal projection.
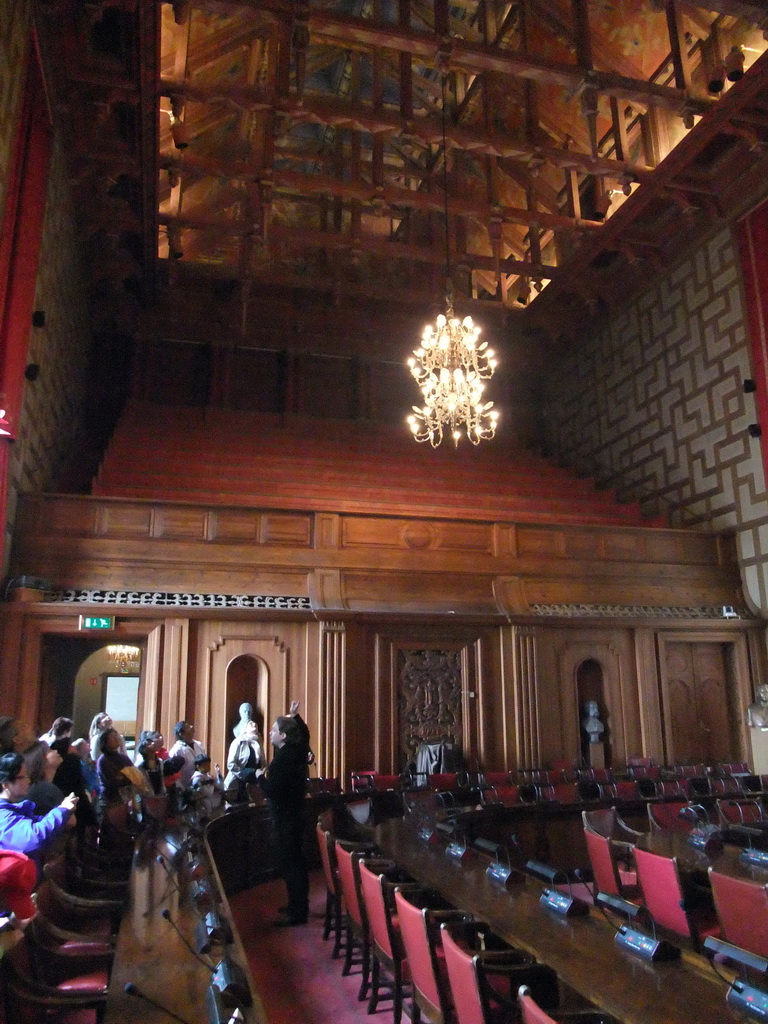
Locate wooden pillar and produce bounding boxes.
[159,618,191,746]
[319,621,345,783]
[509,625,541,769]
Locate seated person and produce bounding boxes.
[190,755,225,818]
[0,753,77,874]
[25,742,64,815]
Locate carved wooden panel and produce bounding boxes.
[152,507,208,540]
[663,641,736,764]
[398,648,463,765]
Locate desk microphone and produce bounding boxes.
[161,907,216,971]
[124,981,195,1024]
[141,855,180,917]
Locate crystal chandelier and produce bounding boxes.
[108,644,141,673]
[406,76,499,447]
[407,288,498,446]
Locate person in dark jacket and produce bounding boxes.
[257,713,309,926]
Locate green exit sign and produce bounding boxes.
[79,615,114,630]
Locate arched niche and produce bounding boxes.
[225,654,267,742]
[576,657,609,767]
[202,631,288,771]
[557,641,626,768]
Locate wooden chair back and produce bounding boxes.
[394,888,452,1024]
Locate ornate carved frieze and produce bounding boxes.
[51,589,312,610]
[530,603,752,619]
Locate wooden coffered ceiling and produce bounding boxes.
[34,0,768,345]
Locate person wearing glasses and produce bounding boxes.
[0,753,77,874]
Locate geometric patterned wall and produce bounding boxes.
[1,5,93,579]
[4,133,93,576]
[543,225,768,617]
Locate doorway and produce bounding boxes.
[39,636,144,745]
[661,640,740,764]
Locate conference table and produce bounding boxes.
[375,817,741,1024]
[104,821,267,1024]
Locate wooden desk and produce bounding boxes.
[104,823,267,1024]
[376,818,739,1024]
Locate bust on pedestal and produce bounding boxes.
[747,685,768,774]
[582,700,606,769]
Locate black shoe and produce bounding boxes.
[274,914,308,927]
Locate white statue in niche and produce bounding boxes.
[233,702,256,738]
[581,700,605,744]
[747,685,768,728]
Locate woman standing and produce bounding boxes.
[89,713,127,763]
[96,727,134,805]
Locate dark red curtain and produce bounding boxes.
[0,38,51,567]
[737,200,768,485]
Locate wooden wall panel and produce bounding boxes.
[533,627,641,769]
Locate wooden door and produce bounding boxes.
[663,642,735,763]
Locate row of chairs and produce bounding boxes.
[0,830,133,1023]
[583,803,768,964]
[648,797,767,831]
[316,816,617,1024]
[350,771,470,794]
[582,808,720,953]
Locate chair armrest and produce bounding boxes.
[427,908,473,924]
[615,816,644,841]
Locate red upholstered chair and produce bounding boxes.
[647,801,690,832]
[518,985,619,1024]
[1,934,108,1024]
[335,841,376,999]
[25,914,113,989]
[549,783,580,804]
[633,846,720,951]
[359,861,416,1024]
[605,779,640,801]
[316,821,344,956]
[480,772,512,789]
[716,798,764,826]
[657,779,686,798]
[441,920,559,1024]
[427,774,461,791]
[674,764,706,779]
[394,887,467,1024]
[709,868,768,958]
[583,828,639,901]
[711,776,742,796]
[351,771,376,791]
[481,785,521,807]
